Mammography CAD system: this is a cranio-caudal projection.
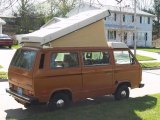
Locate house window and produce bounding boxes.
[114,13,117,21]
[143,17,148,24]
[140,16,142,24]
[132,15,134,22]
[124,32,127,44]
[145,33,148,41]
[108,31,116,40]
[133,33,135,41]
[148,17,150,24]
[138,32,146,41]
[123,15,125,22]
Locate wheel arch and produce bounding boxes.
[49,89,72,101]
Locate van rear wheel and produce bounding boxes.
[48,93,71,110]
[114,85,129,100]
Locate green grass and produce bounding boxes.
[0,65,3,69]
[9,94,159,120]
[138,48,160,53]
[140,62,160,68]
[12,44,21,49]
[136,55,156,61]
[0,71,8,79]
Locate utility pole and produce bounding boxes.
[134,0,137,56]
[115,0,123,42]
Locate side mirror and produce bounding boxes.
[131,58,135,65]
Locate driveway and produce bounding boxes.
[0,69,160,120]
[0,48,16,71]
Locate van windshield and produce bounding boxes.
[11,49,37,70]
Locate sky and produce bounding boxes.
[86,0,154,8]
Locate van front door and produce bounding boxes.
[82,51,113,98]
[113,50,141,88]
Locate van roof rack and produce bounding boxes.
[108,42,128,48]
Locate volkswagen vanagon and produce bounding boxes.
[6,42,144,109]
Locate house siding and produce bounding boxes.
[67,4,155,47]
[105,12,153,47]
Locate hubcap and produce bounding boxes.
[56,99,64,108]
[121,90,127,97]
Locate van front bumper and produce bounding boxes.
[6,88,38,105]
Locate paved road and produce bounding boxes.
[132,49,160,63]
[0,70,160,120]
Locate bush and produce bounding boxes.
[0,72,8,79]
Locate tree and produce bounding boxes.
[0,0,15,13]
[129,0,154,10]
[47,0,78,18]
[16,0,45,33]
[154,0,160,37]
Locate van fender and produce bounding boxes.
[48,88,73,102]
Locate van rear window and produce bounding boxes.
[11,49,36,70]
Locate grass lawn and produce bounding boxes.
[137,48,160,53]
[140,62,160,68]
[136,55,156,61]
[0,71,7,79]
[0,65,3,69]
[13,94,159,120]
[12,44,21,49]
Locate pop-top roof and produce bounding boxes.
[21,9,109,45]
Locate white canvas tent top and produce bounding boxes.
[21,9,109,46]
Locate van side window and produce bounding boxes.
[50,52,79,68]
[114,51,135,64]
[83,51,110,66]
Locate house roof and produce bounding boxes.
[67,2,155,17]
[102,5,155,17]
[0,18,6,25]
[21,9,109,45]
[0,13,16,18]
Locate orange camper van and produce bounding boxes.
[6,42,144,109]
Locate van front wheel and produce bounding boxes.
[48,93,71,110]
[114,85,129,100]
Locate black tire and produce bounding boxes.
[9,46,11,49]
[114,85,129,100]
[47,93,71,110]
[24,103,31,108]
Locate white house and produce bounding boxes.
[0,18,6,34]
[67,3,155,47]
